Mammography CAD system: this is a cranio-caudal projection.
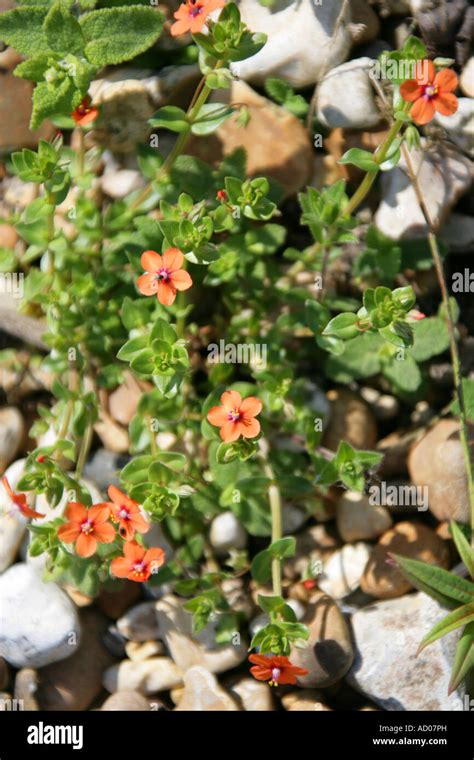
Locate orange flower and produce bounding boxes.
[400,59,458,125]
[170,0,225,37]
[137,248,192,307]
[104,485,149,541]
[57,502,115,558]
[249,654,309,686]
[1,477,45,520]
[110,541,165,582]
[207,390,262,443]
[71,96,99,126]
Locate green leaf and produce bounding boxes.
[394,555,474,608]
[339,148,379,173]
[268,537,296,560]
[80,7,164,66]
[450,521,474,579]
[14,53,56,82]
[418,601,474,652]
[116,335,149,361]
[448,622,474,694]
[410,316,450,361]
[382,352,421,393]
[44,2,84,54]
[149,106,189,134]
[190,103,235,136]
[0,7,50,56]
[120,455,153,486]
[251,549,272,584]
[323,312,359,340]
[30,78,80,130]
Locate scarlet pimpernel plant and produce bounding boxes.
[0,0,472,700]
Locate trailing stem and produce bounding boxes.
[259,440,283,605]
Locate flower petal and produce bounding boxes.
[435,67,458,93]
[220,390,241,410]
[93,521,116,544]
[130,512,149,535]
[240,396,262,418]
[400,79,423,102]
[144,547,165,572]
[250,666,272,681]
[434,91,458,116]
[89,504,111,525]
[239,417,260,439]
[123,541,145,562]
[207,405,229,427]
[162,248,184,272]
[170,269,192,291]
[417,59,435,85]
[170,17,191,36]
[249,654,272,667]
[220,421,241,443]
[157,281,177,306]
[110,555,132,578]
[64,502,87,524]
[410,96,435,124]
[57,523,81,543]
[137,273,157,296]
[75,532,97,558]
[141,250,162,272]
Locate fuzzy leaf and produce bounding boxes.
[44,2,84,54]
[80,7,164,66]
[0,7,50,55]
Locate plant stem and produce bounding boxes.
[130,62,223,211]
[345,117,404,217]
[148,414,158,457]
[400,143,474,544]
[75,420,93,480]
[46,192,56,276]
[259,440,283,601]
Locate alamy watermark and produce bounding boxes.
[369,58,430,83]
[0,272,24,299]
[207,340,267,369]
[368,482,429,511]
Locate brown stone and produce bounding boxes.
[408,420,474,524]
[14,668,39,711]
[188,80,313,198]
[101,690,151,711]
[323,388,377,451]
[97,582,142,620]
[37,609,115,710]
[0,224,18,249]
[360,521,450,599]
[0,70,53,152]
[289,591,354,688]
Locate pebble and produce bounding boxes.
[0,658,9,691]
[349,0,381,46]
[336,491,392,542]
[192,81,313,198]
[0,459,31,572]
[103,658,183,695]
[0,224,18,249]
[101,690,151,711]
[230,0,351,87]
[226,676,274,711]
[282,689,332,711]
[408,419,472,524]
[285,524,340,581]
[37,610,114,710]
[348,593,465,710]
[434,98,474,158]
[101,169,145,200]
[117,602,160,642]
[375,141,472,239]
[460,57,474,97]
[323,388,378,451]
[360,521,450,599]
[289,591,354,687]
[174,666,240,711]
[125,640,164,662]
[83,448,128,491]
[209,511,247,554]
[319,542,372,599]
[317,57,382,129]
[14,668,39,711]
[0,563,80,668]
[155,594,247,674]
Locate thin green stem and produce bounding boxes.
[75,420,93,480]
[46,192,56,276]
[400,143,474,544]
[148,415,158,457]
[345,117,405,217]
[259,440,283,606]
[130,61,223,211]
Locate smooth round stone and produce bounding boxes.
[101,690,151,711]
[0,408,24,472]
[0,563,80,668]
[174,667,240,711]
[117,602,160,642]
[103,657,183,695]
[336,491,392,543]
[319,542,372,599]
[209,511,247,554]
